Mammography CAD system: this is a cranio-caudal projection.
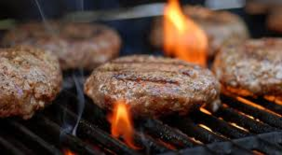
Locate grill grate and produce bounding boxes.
[1,75,282,155]
[0,1,281,154]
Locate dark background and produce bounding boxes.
[0,0,205,20]
[0,0,207,56]
[0,0,275,56]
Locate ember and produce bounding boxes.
[163,0,208,66]
[63,149,76,155]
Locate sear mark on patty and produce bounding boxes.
[113,73,180,85]
[84,55,221,117]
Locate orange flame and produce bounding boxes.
[164,0,208,66]
[63,149,76,155]
[108,100,138,149]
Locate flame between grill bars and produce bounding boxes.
[1,81,282,155]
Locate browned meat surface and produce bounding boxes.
[267,8,282,33]
[84,55,220,117]
[2,21,121,70]
[0,46,62,119]
[245,0,271,15]
[213,38,282,97]
[245,0,282,15]
[150,5,249,57]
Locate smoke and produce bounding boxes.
[71,69,85,136]
[59,70,85,139]
[138,127,151,155]
[34,0,57,36]
[33,0,86,136]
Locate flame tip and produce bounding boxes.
[164,0,208,66]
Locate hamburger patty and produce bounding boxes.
[213,38,282,97]
[84,55,220,117]
[245,0,282,15]
[0,46,62,119]
[267,8,282,33]
[2,21,121,70]
[150,5,249,57]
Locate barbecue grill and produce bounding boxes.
[1,0,282,155]
[2,77,282,155]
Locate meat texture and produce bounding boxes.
[85,55,220,117]
[2,21,121,70]
[0,46,62,119]
[213,38,282,97]
[267,8,282,33]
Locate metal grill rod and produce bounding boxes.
[34,115,103,155]
[0,136,25,155]
[167,132,282,155]
[140,118,199,149]
[55,104,140,155]
[166,117,227,143]
[221,95,282,129]
[214,105,278,133]
[246,96,282,115]
[6,119,62,155]
[192,111,250,139]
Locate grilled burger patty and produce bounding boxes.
[0,46,62,119]
[2,21,121,70]
[84,55,220,117]
[213,38,282,97]
[150,5,249,57]
[267,8,282,33]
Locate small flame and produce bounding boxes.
[63,149,76,155]
[265,95,282,105]
[163,0,208,66]
[200,107,212,115]
[230,122,249,132]
[108,100,138,149]
[198,124,213,132]
[236,96,281,117]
